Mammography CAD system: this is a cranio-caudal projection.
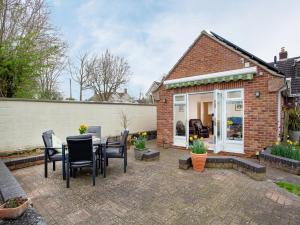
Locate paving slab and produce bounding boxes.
[12,141,300,225]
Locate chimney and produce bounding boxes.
[273,55,277,67]
[124,88,127,94]
[279,47,288,60]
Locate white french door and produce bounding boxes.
[214,90,223,153]
[173,94,187,147]
[173,89,244,153]
[213,89,244,153]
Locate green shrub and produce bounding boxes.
[288,109,300,131]
[190,139,207,154]
[134,132,147,150]
[4,197,27,208]
[270,142,300,161]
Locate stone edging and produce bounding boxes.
[4,155,44,170]
[179,155,266,181]
[0,159,47,224]
[259,148,300,175]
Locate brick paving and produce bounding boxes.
[13,142,300,225]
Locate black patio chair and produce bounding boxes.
[85,126,101,138]
[85,126,101,169]
[66,134,97,188]
[102,130,129,178]
[42,130,67,179]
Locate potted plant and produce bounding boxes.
[79,124,87,134]
[0,197,29,219]
[134,132,148,160]
[288,109,300,142]
[190,138,208,172]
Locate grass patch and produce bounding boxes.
[276,181,300,197]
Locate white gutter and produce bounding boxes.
[163,67,257,85]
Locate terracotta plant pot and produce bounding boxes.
[190,152,207,172]
[134,148,148,160]
[0,198,29,219]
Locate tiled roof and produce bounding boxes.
[269,57,300,95]
[210,32,284,76]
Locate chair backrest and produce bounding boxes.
[189,119,203,129]
[66,135,93,163]
[42,130,56,156]
[85,126,101,138]
[176,120,185,135]
[120,130,129,154]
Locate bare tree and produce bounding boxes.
[68,52,95,101]
[89,50,130,102]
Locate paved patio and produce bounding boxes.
[13,142,300,225]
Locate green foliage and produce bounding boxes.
[134,132,147,150]
[190,139,207,154]
[270,142,300,161]
[288,108,300,131]
[0,33,51,98]
[79,124,87,134]
[4,197,27,208]
[276,181,300,197]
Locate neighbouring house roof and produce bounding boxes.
[145,81,161,97]
[88,89,135,103]
[164,67,256,89]
[269,56,300,95]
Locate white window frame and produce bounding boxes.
[224,89,244,145]
[173,94,187,147]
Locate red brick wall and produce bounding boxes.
[157,33,283,157]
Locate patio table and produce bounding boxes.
[61,137,107,180]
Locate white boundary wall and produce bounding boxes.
[0,99,157,151]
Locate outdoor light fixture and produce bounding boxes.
[163,98,167,103]
[255,91,260,98]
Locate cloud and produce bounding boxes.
[49,0,300,99]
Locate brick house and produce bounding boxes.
[269,48,300,105]
[155,30,288,157]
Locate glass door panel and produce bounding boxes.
[174,104,186,137]
[226,101,243,141]
[214,90,223,153]
[173,94,187,147]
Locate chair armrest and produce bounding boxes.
[106,143,125,148]
[107,141,121,145]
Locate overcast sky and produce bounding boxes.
[47,0,300,100]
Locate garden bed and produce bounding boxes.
[260,148,300,175]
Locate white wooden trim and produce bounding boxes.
[173,94,187,147]
[224,89,244,149]
[164,67,257,85]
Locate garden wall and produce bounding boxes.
[0,98,156,151]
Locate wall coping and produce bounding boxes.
[0,97,156,107]
[261,148,300,165]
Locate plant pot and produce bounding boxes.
[190,152,207,172]
[0,199,29,220]
[288,130,300,142]
[134,148,148,160]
